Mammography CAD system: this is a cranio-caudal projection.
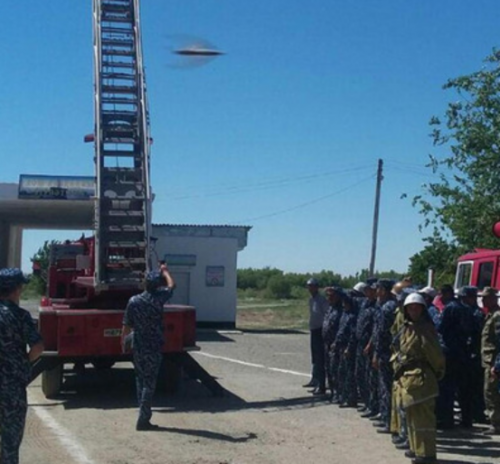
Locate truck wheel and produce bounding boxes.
[92,359,115,370]
[158,356,181,394]
[42,363,63,398]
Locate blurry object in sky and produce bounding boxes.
[165,34,224,68]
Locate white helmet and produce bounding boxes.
[419,286,437,298]
[353,282,368,293]
[404,292,426,307]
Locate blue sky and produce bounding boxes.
[1,1,499,276]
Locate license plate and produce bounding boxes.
[104,328,122,337]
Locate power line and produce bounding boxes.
[157,164,374,201]
[228,173,376,224]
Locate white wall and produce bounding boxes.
[153,230,239,326]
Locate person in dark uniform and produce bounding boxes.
[121,263,175,431]
[304,278,329,395]
[335,291,359,407]
[322,286,343,402]
[433,284,455,312]
[360,278,380,419]
[438,286,481,429]
[355,282,377,412]
[0,268,44,464]
[372,278,397,433]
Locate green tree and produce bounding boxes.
[408,236,458,287]
[28,240,59,295]
[266,274,292,299]
[413,50,500,254]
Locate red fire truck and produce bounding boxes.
[455,249,500,291]
[453,222,500,291]
[32,0,223,398]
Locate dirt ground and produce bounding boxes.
[21,330,499,464]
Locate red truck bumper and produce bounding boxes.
[38,304,197,358]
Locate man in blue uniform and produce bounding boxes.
[122,263,175,431]
[0,268,44,464]
[322,286,343,402]
[355,282,377,412]
[372,278,397,433]
[438,285,481,429]
[360,278,381,419]
[335,291,359,407]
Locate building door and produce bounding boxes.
[170,271,190,305]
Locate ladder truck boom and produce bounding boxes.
[93,0,152,290]
[32,0,224,400]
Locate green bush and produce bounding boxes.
[22,276,45,299]
[265,275,291,299]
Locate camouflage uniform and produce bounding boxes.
[373,297,397,428]
[322,296,342,398]
[123,272,173,426]
[335,295,358,406]
[0,269,43,464]
[355,297,376,408]
[482,309,500,429]
[365,305,380,416]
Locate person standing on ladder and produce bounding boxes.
[121,263,175,431]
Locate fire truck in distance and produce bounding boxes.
[32,0,223,398]
[454,223,500,292]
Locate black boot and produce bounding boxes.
[136,420,160,431]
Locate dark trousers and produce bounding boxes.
[310,328,325,389]
[325,345,335,393]
[471,359,486,421]
[378,360,393,427]
[368,355,380,413]
[437,356,473,427]
[338,349,357,405]
[355,343,370,406]
[0,384,27,464]
[133,351,162,423]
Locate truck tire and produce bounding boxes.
[158,355,181,394]
[42,363,63,398]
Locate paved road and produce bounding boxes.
[22,331,498,464]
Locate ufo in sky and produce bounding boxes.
[174,46,224,57]
[166,35,224,68]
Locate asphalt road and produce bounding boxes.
[21,330,499,464]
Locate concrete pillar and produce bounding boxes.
[0,220,9,269]
[8,225,23,268]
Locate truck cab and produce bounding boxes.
[455,248,500,290]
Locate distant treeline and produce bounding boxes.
[237,267,404,300]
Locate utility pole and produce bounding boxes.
[369,159,383,276]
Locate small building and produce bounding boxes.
[153,224,251,328]
[0,181,250,328]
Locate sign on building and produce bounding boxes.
[206,266,225,287]
[18,175,95,200]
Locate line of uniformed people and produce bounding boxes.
[311,277,452,464]
[310,276,500,463]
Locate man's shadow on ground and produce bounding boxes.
[140,426,258,443]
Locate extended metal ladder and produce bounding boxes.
[92,0,151,290]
